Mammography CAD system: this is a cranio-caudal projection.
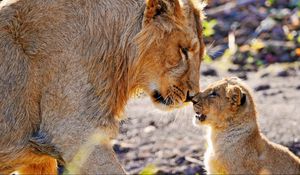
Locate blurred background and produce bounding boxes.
[114,0,300,174]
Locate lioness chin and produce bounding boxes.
[192,77,300,174]
[0,0,205,174]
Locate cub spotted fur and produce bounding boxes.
[193,77,300,174]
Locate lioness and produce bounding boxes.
[192,77,300,174]
[0,0,205,174]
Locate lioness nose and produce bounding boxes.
[185,91,195,103]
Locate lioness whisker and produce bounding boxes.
[173,85,185,96]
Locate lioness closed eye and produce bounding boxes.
[0,0,205,174]
[192,77,300,174]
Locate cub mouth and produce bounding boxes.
[195,113,207,122]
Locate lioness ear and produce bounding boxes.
[144,0,182,23]
[226,85,244,111]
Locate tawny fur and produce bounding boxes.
[0,0,205,174]
[193,77,300,174]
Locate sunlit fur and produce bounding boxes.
[193,77,300,174]
[0,0,205,174]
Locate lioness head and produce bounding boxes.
[192,77,256,128]
[134,0,205,110]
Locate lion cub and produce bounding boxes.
[192,77,300,174]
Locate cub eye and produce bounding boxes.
[181,47,189,59]
[208,91,218,98]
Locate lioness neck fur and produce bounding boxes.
[193,77,300,174]
[0,0,205,174]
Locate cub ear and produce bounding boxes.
[144,0,182,23]
[226,85,246,111]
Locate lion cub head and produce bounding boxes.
[192,77,256,129]
[134,0,205,110]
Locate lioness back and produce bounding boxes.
[0,0,141,152]
[0,0,80,170]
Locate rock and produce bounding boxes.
[191,165,206,175]
[58,165,65,175]
[243,15,260,28]
[255,84,271,91]
[296,85,300,90]
[270,8,291,20]
[149,120,157,127]
[277,68,296,77]
[183,165,206,175]
[113,143,131,154]
[179,146,190,153]
[127,165,141,172]
[271,26,285,40]
[144,126,156,133]
[290,12,300,27]
[137,151,153,160]
[277,70,289,77]
[255,17,276,34]
[237,73,248,80]
[175,156,186,165]
[228,66,257,73]
[201,68,218,76]
[265,54,279,63]
[263,90,283,96]
[279,54,290,62]
[156,170,174,175]
[288,142,300,157]
[208,45,228,59]
[260,72,270,78]
[133,156,146,161]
